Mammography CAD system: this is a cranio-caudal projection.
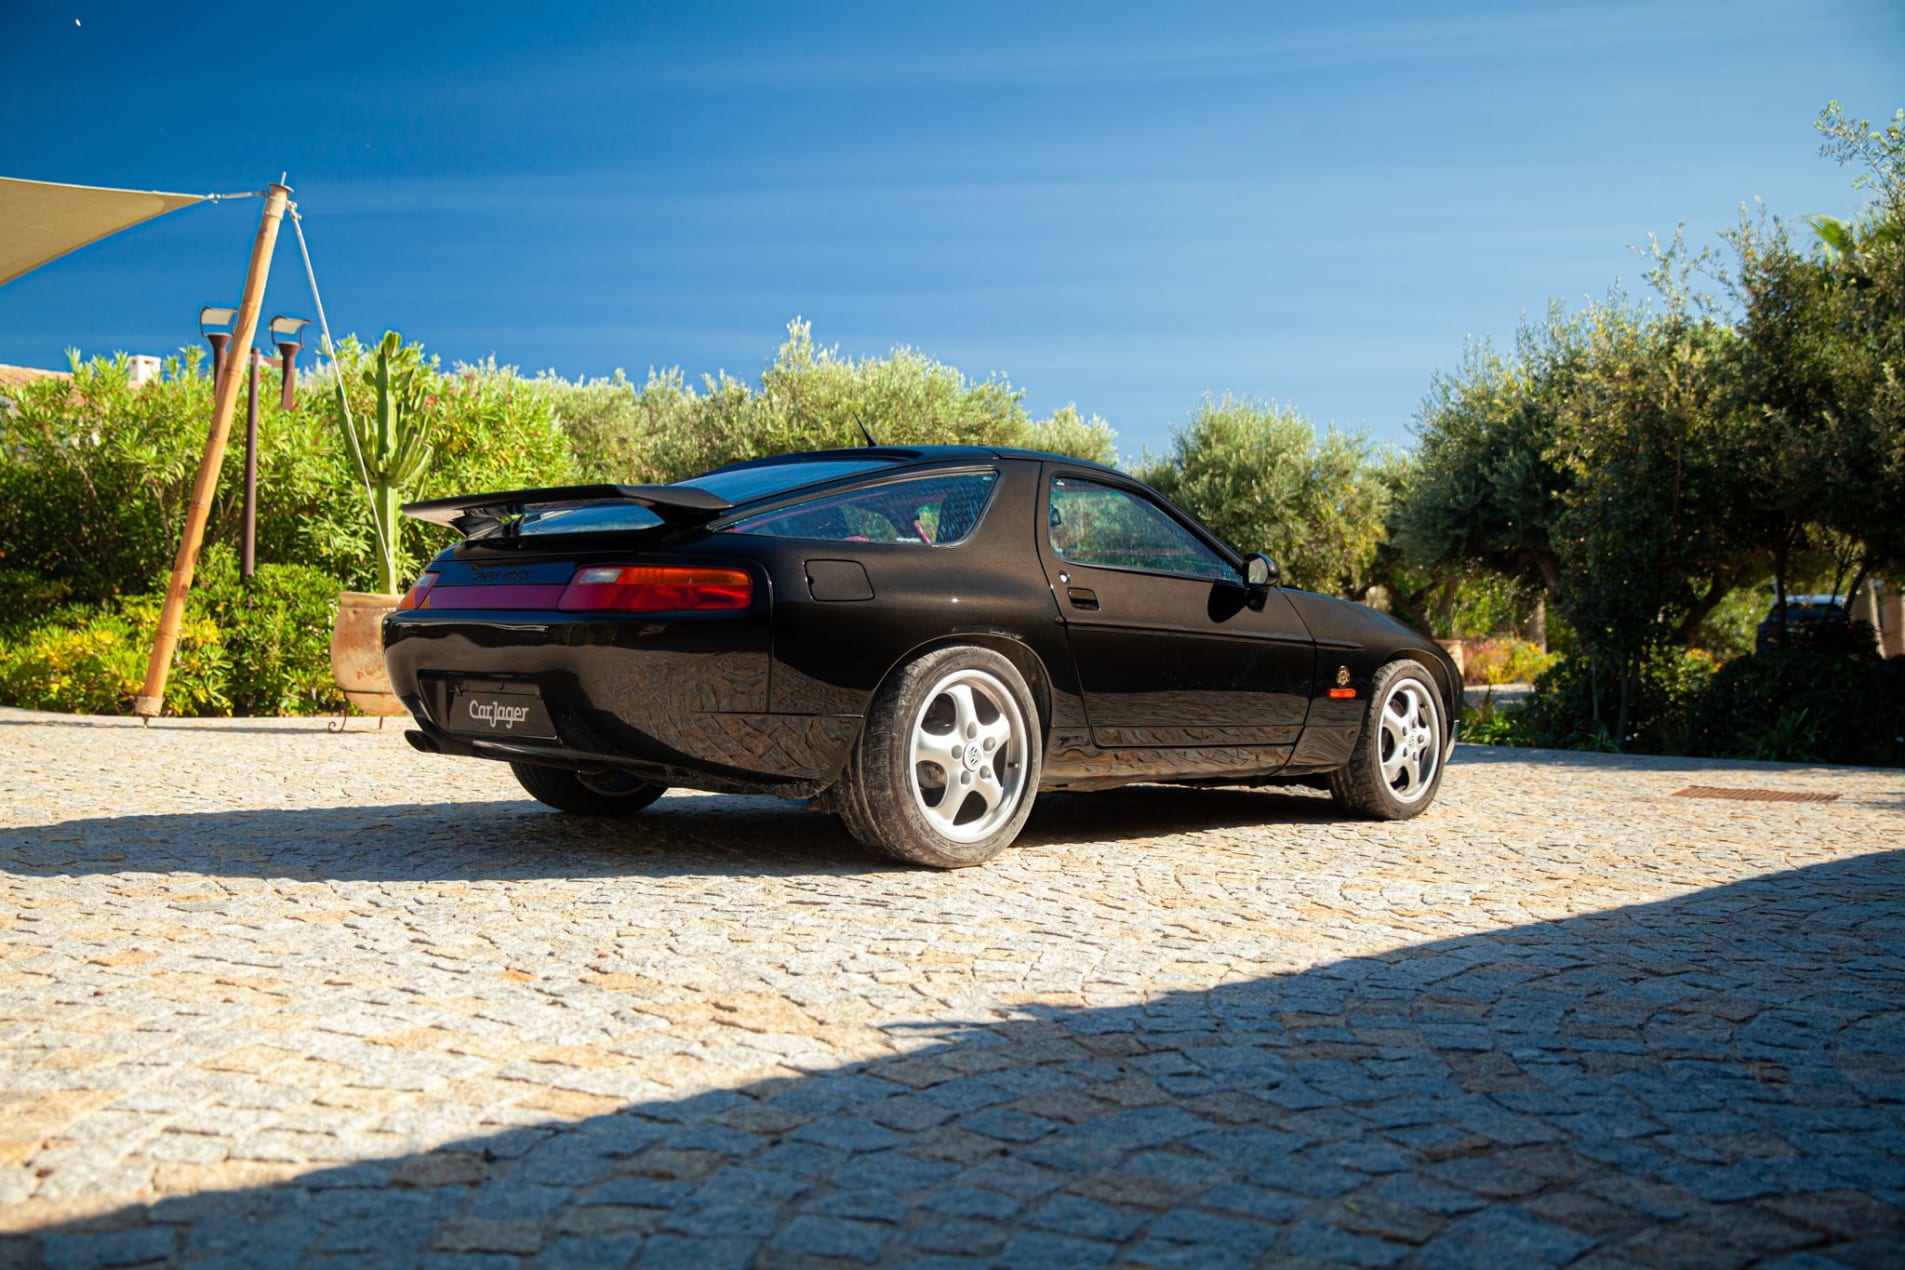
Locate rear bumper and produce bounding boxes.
[383,610,860,796]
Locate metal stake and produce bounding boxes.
[243,347,259,581]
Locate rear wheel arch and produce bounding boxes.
[835,643,1045,867]
[871,633,1055,745]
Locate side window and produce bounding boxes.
[726,471,999,545]
[1048,476,1235,582]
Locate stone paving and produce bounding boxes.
[1,705,1903,1267]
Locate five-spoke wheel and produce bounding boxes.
[837,646,1042,867]
[907,668,1029,843]
[1376,674,1441,804]
[1329,661,1447,820]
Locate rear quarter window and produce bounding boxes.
[725,471,1000,545]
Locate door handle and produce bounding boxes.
[1067,587,1099,611]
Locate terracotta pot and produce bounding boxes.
[331,591,408,717]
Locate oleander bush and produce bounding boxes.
[0,602,228,716]
[0,548,347,717]
[0,341,576,609]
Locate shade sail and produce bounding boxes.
[0,176,205,287]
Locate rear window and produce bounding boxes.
[508,456,905,537]
[726,471,999,545]
[679,457,902,504]
[515,504,664,536]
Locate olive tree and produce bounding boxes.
[1136,396,1388,597]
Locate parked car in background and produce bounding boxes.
[383,446,1460,867]
[1756,593,1850,653]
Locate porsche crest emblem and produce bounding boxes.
[1335,665,1351,687]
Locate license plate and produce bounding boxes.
[444,682,558,740]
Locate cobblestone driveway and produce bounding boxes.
[2,707,1903,1266]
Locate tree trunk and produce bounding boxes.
[1614,669,1634,749]
[1773,532,1791,650]
[1522,595,1548,651]
[1672,575,1732,649]
[1434,577,1461,633]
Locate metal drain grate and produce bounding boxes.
[1673,785,1839,804]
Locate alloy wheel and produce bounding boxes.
[1377,677,1441,803]
[907,667,1029,843]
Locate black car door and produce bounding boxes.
[1035,468,1316,752]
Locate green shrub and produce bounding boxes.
[190,551,346,715]
[1459,695,1530,747]
[0,341,580,607]
[1691,649,1904,766]
[0,603,227,716]
[0,545,347,717]
[1443,574,1540,641]
[1516,648,1718,753]
[1507,644,1902,766]
[1693,583,1772,663]
[0,611,144,713]
[0,352,219,605]
[0,569,73,640]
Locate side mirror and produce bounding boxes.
[1244,552,1277,589]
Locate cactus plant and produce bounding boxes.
[333,332,434,595]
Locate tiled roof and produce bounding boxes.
[0,364,70,389]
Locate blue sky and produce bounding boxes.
[1,1,1898,460]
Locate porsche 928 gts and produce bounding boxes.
[384,446,1457,867]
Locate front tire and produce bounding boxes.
[1329,661,1447,820]
[510,762,667,817]
[837,646,1042,868]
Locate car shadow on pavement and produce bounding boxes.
[10,851,1905,1265]
[1,786,1354,883]
[1018,785,1341,849]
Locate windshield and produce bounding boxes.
[677,457,901,505]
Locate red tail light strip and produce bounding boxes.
[422,584,570,610]
[560,566,753,612]
[396,571,439,611]
[398,566,754,613]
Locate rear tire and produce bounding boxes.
[836,646,1042,868]
[1328,661,1447,820]
[510,762,666,817]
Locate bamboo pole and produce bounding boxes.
[135,183,291,719]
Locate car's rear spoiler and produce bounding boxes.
[401,484,733,537]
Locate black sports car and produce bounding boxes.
[385,446,1457,867]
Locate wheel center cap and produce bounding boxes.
[962,743,983,771]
